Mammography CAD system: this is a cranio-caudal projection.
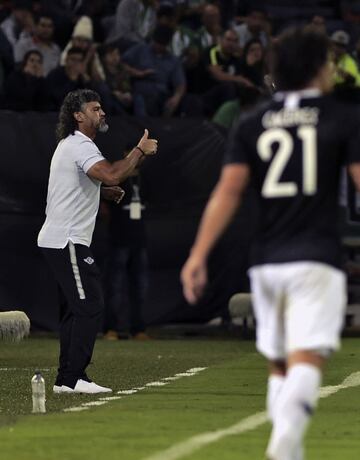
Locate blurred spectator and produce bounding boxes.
[197,3,221,51]
[177,0,209,30]
[122,24,186,117]
[212,85,263,129]
[103,172,150,341]
[0,28,14,89]
[202,29,254,116]
[157,3,178,29]
[45,46,90,110]
[353,35,360,67]
[99,42,133,114]
[331,29,360,86]
[107,0,158,52]
[14,13,60,76]
[236,38,266,88]
[205,29,255,87]
[0,0,34,48]
[233,7,270,52]
[61,16,105,82]
[40,0,87,47]
[1,49,45,110]
[308,15,327,34]
[172,2,221,56]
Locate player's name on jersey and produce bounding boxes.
[262,107,319,129]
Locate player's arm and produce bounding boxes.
[87,129,157,185]
[181,163,250,304]
[348,163,360,191]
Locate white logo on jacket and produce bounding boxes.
[84,257,94,265]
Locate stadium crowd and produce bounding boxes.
[1,0,360,122]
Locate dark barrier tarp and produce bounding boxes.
[0,111,257,330]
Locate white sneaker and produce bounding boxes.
[56,379,112,394]
[53,385,62,393]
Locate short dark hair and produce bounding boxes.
[270,26,330,91]
[34,12,55,25]
[157,4,176,19]
[152,25,174,46]
[56,89,100,142]
[22,49,43,68]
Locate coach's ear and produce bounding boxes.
[74,111,85,123]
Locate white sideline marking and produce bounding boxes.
[81,401,108,407]
[142,371,360,460]
[63,367,207,413]
[146,382,168,387]
[117,389,139,395]
[64,407,89,412]
[0,368,53,372]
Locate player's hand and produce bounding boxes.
[180,255,207,305]
[137,129,158,156]
[101,185,125,204]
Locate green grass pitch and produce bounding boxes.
[0,337,359,459]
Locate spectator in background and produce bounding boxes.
[202,28,254,116]
[157,3,178,29]
[308,14,327,34]
[172,3,221,57]
[99,43,133,114]
[41,0,86,48]
[107,0,159,52]
[14,13,60,76]
[103,169,150,341]
[212,85,263,130]
[196,3,221,51]
[61,16,105,83]
[0,0,34,48]
[45,47,90,110]
[331,29,360,86]
[177,0,209,30]
[1,49,45,110]
[233,7,269,52]
[122,24,186,117]
[236,38,266,88]
[0,28,14,91]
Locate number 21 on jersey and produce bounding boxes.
[256,126,317,198]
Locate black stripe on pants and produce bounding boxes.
[42,243,104,388]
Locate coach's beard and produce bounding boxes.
[98,120,109,133]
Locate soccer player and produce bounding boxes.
[181,27,360,459]
[38,89,157,394]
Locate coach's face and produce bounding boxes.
[76,101,109,136]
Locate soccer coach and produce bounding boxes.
[38,89,158,394]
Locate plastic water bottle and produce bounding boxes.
[31,371,46,414]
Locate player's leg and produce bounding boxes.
[43,243,107,391]
[249,265,287,423]
[266,262,346,460]
[267,351,325,460]
[62,243,104,388]
[267,359,286,424]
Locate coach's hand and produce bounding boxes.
[137,129,158,156]
[181,255,207,305]
[101,185,125,204]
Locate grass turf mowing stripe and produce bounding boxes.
[142,371,360,460]
[63,367,208,413]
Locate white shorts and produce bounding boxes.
[249,262,347,360]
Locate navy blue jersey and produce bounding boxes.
[225,90,360,268]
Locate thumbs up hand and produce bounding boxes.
[137,129,158,156]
